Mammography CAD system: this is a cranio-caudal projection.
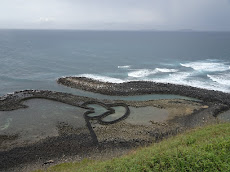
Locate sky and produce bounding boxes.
[1,0,230,31]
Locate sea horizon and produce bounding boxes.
[1,28,230,32]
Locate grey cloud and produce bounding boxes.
[0,0,230,31]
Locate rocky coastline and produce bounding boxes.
[57,76,230,128]
[0,77,230,171]
[58,76,230,105]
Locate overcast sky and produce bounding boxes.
[1,0,230,31]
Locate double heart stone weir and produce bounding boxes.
[81,101,130,144]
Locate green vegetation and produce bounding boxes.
[36,123,230,172]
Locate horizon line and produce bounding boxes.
[0,28,230,33]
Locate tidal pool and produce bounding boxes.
[0,99,87,148]
[125,106,169,125]
[86,104,108,118]
[86,104,169,125]
[0,96,185,151]
[86,104,128,122]
[0,99,170,141]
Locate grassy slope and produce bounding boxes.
[36,123,230,172]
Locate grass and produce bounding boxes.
[35,123,230,172]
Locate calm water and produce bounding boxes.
[0,30,230,96]
[86,104,169,124]
[0,98,170,151]
[0,99,87,150]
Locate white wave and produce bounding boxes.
[78,71,230,93]
[128,69,157,78]
[78,74,126,83]
[183,80,229,93]
[180,61,230,72]
[169,72,191,81]
[155,68,178,73]
[128,68,177,78]
[207,74,230,85]
[148,75,230,93]
[118,65,131,69]
[148,72,191,84]
[143,69,230,93]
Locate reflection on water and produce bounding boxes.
[0,99,87,146]
[217,110,230,122]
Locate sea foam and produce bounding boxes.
[155,68,178,73]
[148,74,230,93]
[118,65,131,69]
[128,69,157,78]
[180,61,230,72]
[146,72,191,85]
[78,74,125,83]
[128,68,177,78]
[207,74,230,85]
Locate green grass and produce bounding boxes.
[35,123,230,172]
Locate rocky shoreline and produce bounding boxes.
[0,77,230,171]
[57,76,230,129]
[58,76,230,105]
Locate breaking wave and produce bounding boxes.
[180,61,230,72]
[128,69,157,78]
[207,74,230,85]
[78,74,126,83]
[155,68,178,73]
[148,75,229,93]
[128,68,178,78]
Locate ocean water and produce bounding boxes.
[0,29,230,96]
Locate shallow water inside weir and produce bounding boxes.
[84,103,170,124]
[126,107,169,125]
[86,104,109,117]
[102,106,128,122]
[0,99,87,149]
[0,98,171,147]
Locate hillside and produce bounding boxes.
[35,122,230,172]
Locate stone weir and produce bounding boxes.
[0,90,96,111]
[0,78,230,171]
[57,76,230,106]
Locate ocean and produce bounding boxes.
[0,29,230,96]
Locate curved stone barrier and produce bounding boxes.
[0,90,131,145]
[0,90,96,111]
[81,101,130,144]
[81,101,130,125]
[1,83,229,170]
[58,77,230,106]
